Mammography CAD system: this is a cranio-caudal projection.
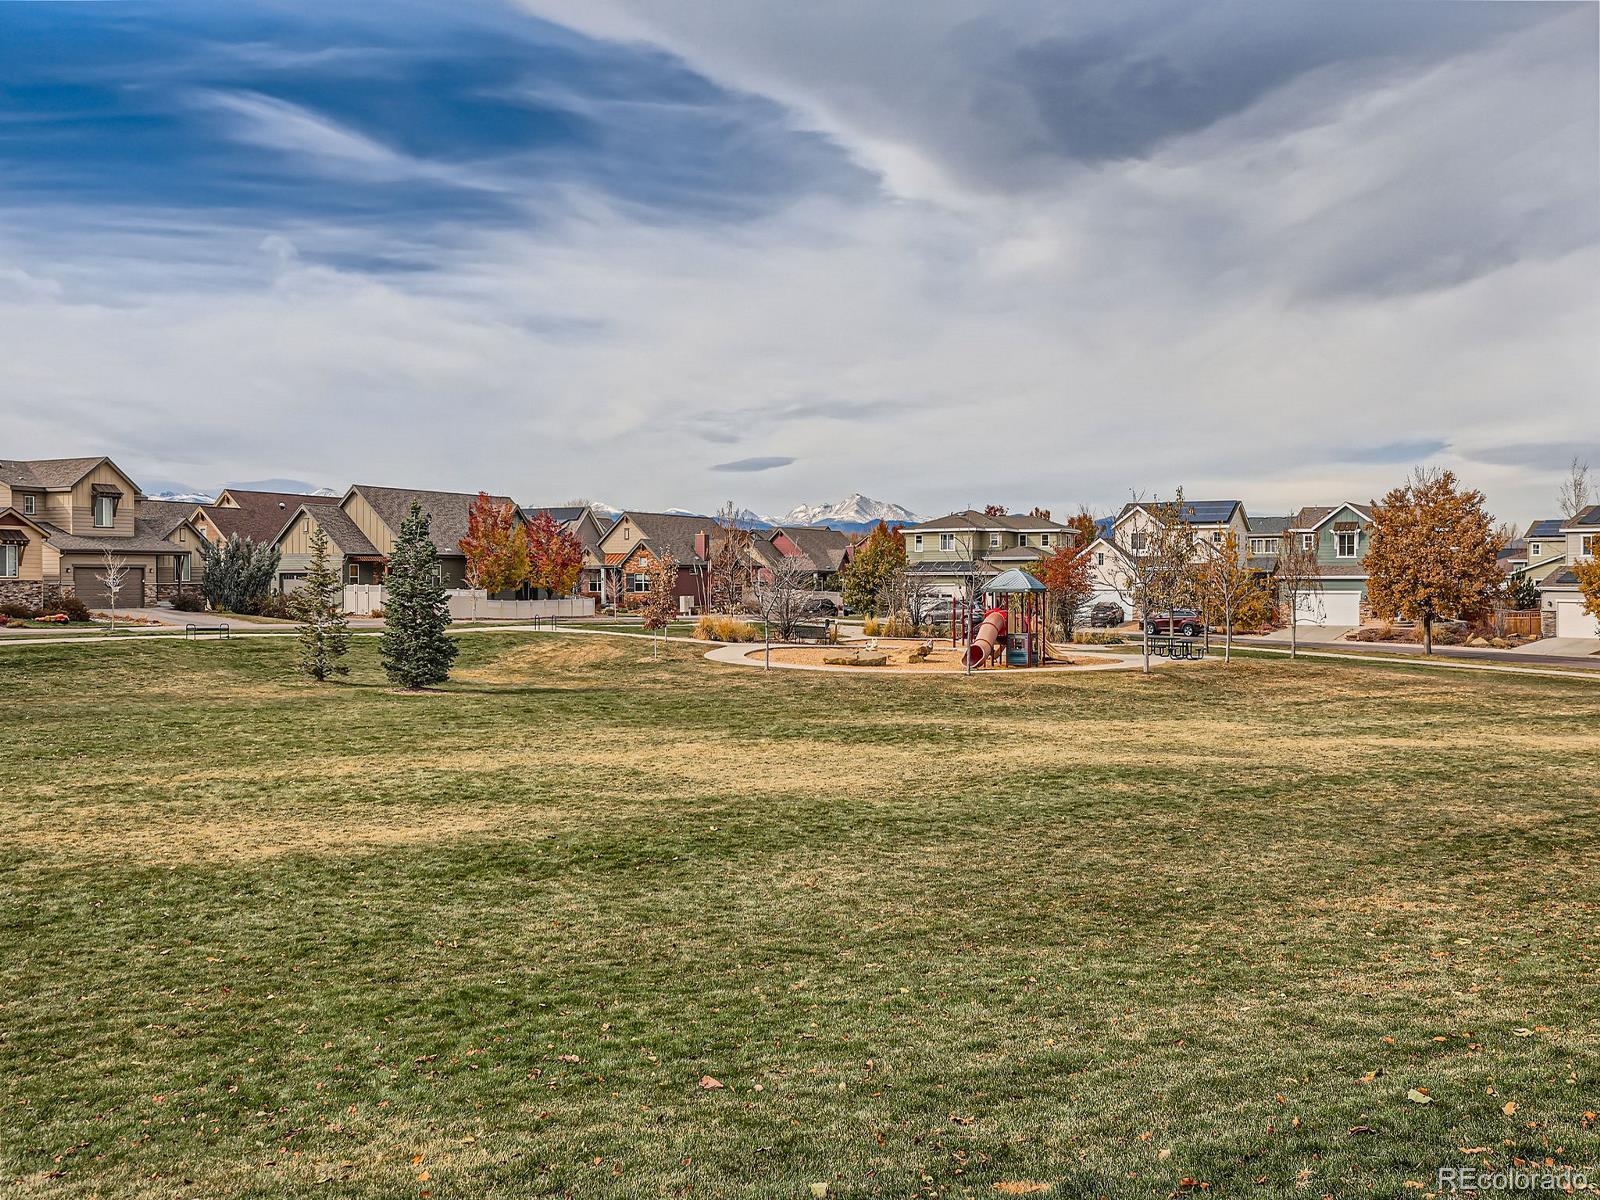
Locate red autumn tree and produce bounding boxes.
[983,503,1008,517]
[459,493,527,602]
[1030,544,1096,637]
[524,511,583,596]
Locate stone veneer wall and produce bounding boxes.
[0,580,67,611]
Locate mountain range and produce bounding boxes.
[586,494,924,533]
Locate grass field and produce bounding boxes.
[2,633,1596,1198]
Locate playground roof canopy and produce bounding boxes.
[986,568,1047,593]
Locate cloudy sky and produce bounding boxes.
[2,0,1595,523]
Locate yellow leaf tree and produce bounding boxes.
[1364,468,1503,654]
[1574,556,1600,623]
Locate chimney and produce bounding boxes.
[694,531,710,559]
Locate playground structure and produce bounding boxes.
[951,568,1067,669]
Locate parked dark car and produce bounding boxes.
[1089,601,1126,627]
[1145,609,1205,637]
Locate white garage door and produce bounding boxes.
[1293,588,1361,627]
[1554,599,1600,638]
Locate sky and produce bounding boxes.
[1,0,1596,525]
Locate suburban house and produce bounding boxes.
[1083,499,1251,620]
[746,525,854,589]
[1514,519,1569,586]
[1245,513,1291,569]
[1535,505,1600,638]
[1282,502,1374,627]
[901,511,1075,595]
[270,484,519,591]
[0,457,205,609]
[193,488,340,548]
[522,505,611,601]
[596,510,723,611]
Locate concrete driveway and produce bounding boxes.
[1249,625,1356,644]
[1506,637,1600,658]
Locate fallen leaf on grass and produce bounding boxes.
[993,1184,1052,1196]
[1407,1089,1434,1105]
[1459,1146,1491,1155]
[1502,1101,1517,1116]
[698,1076,724,1090]
[1348,1126,1376,1135]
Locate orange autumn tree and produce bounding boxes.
[1364,468,1503,654]
[1030,543,1095,638]
[524,511,583,597]
[459,493,527,614]
[1575,556,1600,624]
[1066,508,1099,552]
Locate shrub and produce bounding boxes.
[862,616,882,637]
[0,602,38,621]
[169,592,205,613]
[368,607,385,619]
[693,614,762,642]
[1072,630,1125,645]
[57,596,92,623]
[255,592,292,619]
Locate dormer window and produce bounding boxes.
[93,495,115,528]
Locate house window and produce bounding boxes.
[175,554,191,582]
[1530,541,1542,556]
[1301,533,1314,550]
[1584,534,1598,558]
[1210,531,1223,544]
[348,563,359,584]
[302,519,310,534]
[1041,533,1051,548]
[432,564,443,584]
[940,534,954,551]
[93,496,115,527]
[1017,534,1029,547]
[629,573,650,592]
[1249,537,1277,556]
[989,532,1001,548]
[1335,531,1358,558]
[0,544,17,577]
[623,526,631,541]
[1095,552,1104,566]
[913,534,923,551]
[21,495,35,515]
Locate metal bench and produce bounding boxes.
[185,622,230,640]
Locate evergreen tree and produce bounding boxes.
[840,521,907,614]
[290,524,351,681]
[379,501,458,689]
[200,533,281,614]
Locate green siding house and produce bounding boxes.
[1284,502,1373,626]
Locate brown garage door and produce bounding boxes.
[73,565,145,608]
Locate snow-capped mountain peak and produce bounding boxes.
[779,494,922,528]
[146,489,215,505]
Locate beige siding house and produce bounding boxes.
[0,457,205,609]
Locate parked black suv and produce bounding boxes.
[1089,601,1125,627]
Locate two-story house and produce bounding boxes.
[1082,499,1250,620]
[1536,505,1600,638]
[0,457,205,610]
[901,511,1075,595]
[1515,519,1569,587]
[1281,502,1374,627]
[596,510,723,611]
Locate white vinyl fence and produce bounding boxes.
[343,585,596,621]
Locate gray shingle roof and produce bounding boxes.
[303,506,381,558]
[1567,504,1600,528]
[36,522,188,554]
[350,485,515,558]
[136,500,199,540]
[770,526,852,573]
[203,489,339,545]
[1248,514,1291,535]
[0,457,112,490]
[618,511,723,565]
[903,510,1069,533]
[1291,502,1374,530]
